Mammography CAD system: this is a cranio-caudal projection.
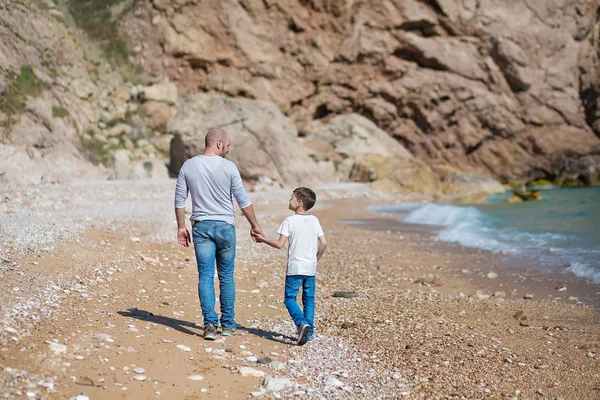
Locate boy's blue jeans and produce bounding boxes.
[284,275,316,338]
[192,220,236,329]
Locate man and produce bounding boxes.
[174,127,264,340]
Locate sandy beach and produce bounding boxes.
[0,180,599,399]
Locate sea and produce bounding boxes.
[368,186,600,285]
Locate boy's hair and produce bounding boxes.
[293,187,316,211]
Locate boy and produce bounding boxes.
[253,187,327,345]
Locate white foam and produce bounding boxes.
[567,262,600,284]
[378,202,569,256]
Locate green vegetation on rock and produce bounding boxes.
[68,0,136,75]
[526,178,553,187]
[0,67,45,116]
[52,106,70,118]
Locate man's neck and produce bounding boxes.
[202,151,220,157]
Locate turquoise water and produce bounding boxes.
[369,187,600,284]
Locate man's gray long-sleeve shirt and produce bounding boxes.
[174,155,251,226]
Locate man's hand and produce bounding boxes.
[252,231,266,243]
[178,228,191,247]
[250,226,265,243]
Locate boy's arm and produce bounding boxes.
[317,235,327,261]
[258,234,288,249]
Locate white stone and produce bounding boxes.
[250,388,267,397]
[37,380,55,390]
[487,272,498,279]
[69,395,90,400]
[324,377,344,388]
[246,356,258,362]
[48,342,67,355]
[133,367,145,374]
[176,344,191,352]
[269,361,286,370]
[133,375,146,381]
[262,376,293,392]
[239,367,265,378]
[188,375,205,381]
[139,81,178,104]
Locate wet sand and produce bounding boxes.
[0,181,599,399]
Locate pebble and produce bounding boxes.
[132,375,146,381]
[161,339,173,343]
[75,377,94,386]
[69,395,90,400]
[48,342,67,355]
[523,293,534,299]
[269,361,286,370]
[262,376,293,392]
[176,344,191,352]
[246,356,258,362]
[188,375,205,381]
[324,377,344,388]
[486,272,498,279]
[257,356,273,365]
[133,367,145,374]
[332,291,359,298]
[250,388,267,397]
[239,367,265,378]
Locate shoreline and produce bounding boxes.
[342,215,600,309]
[1,180,599,399]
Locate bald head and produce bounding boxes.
[205,128,229,148]
[203,128,231,157]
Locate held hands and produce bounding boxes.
[178,227,191,247]
[250,227,266,243]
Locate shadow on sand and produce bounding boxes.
[117,308,296,344]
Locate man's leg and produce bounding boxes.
[301,276,316,338]
[192,221,218,327]
[284,275,309,328]
[215,222,237,329]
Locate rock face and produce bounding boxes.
[122,0,600,184]
[0,1,118,186]
[2,0,599,192]
[167,93,330,187]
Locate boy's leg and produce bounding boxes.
[192,221,219,327]
[214,222,237,329]
[301,276,316,338]
[284,275,309,328]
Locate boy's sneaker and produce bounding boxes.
[221,327,236,337]
[297,323,310,346]
[204,324,217,340]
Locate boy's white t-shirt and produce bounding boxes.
[277,214,325,276]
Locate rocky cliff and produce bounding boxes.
[1,0,599,195]
[122,0,600,185]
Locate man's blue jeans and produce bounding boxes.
[192,220,236,328]
[284,275,316,337]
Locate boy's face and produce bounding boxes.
[288,193,301,211]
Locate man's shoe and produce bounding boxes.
[221,327,236,337]
[204,324,217,340]
[297,323,310,346]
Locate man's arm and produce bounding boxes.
[241,204,264,238]
[175,207,190,247]
[317,235,327,261]
[174,163,190,247]
[255,233,288,249]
